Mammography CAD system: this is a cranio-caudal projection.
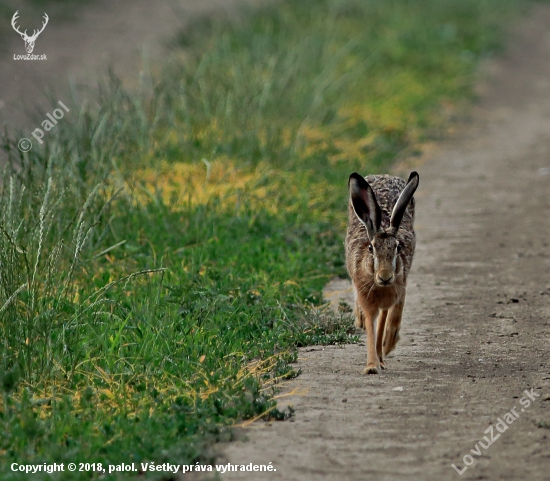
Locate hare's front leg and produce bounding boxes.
[376,310,388,369]
[355,298,365,329]
[383,300,404,356]
[359,303,380,374]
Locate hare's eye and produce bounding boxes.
[368,244,373,253]
[397,244,402,253]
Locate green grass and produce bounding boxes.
[0,0,534,478]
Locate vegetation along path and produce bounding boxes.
[220,4,550,481]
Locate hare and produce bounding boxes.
[345,171,419,374]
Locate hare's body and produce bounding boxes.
[345,173,418,374]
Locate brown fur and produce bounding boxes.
[345,173,418,374]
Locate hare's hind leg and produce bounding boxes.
[376,310,388,369]
[383,300,404,356]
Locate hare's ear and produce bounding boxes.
[349,172,381,240]
[389,171,419,233]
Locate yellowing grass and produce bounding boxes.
[130,159,268,207]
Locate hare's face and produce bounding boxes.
[369,233,401,287]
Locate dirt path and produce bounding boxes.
[219,5,550,481]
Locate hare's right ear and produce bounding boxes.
[349,172,381,240]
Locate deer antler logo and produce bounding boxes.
[11,11,49,54]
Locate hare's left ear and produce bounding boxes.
[389,171,419,233]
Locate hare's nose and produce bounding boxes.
[378,272,394,285]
